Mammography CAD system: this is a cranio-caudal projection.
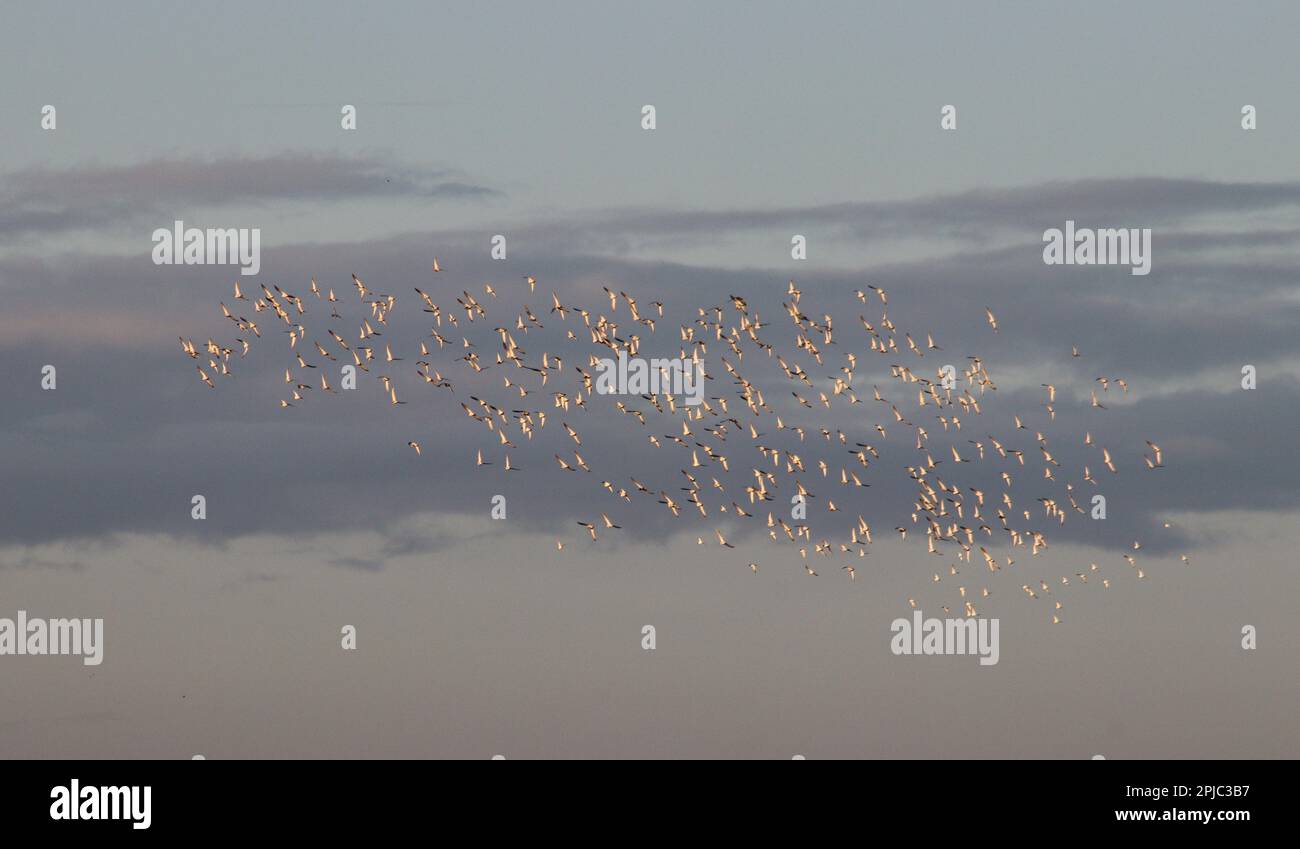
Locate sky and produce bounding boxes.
[0,1,1297,758]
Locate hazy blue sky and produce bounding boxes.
[0,2,1296,758]
[7,2,1300,226]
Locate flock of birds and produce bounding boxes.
[180,261,1186,625]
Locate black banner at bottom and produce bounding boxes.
[1,759,1281,835]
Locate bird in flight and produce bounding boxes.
[181,263,1181,620]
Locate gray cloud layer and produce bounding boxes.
[3,171,1298,565]
[540,177,1300,247]
[0,153,499,240]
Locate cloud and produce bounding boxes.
[0,553,86,572]
[346,176,1300,266]
[0,177,1296,561]
[0,152,500,240]
[571,177,1300,243]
